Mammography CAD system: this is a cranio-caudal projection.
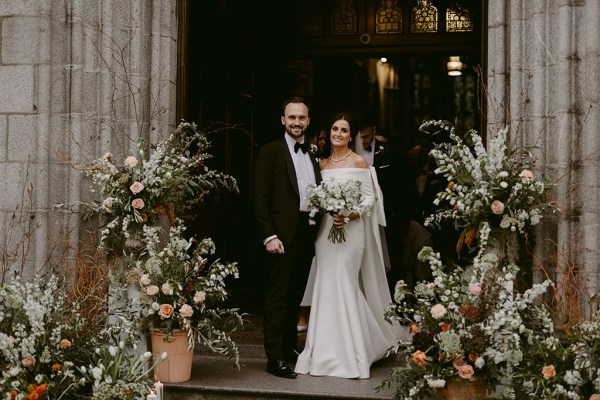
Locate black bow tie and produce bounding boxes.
[294,142,309,154]
[364,144,372,152]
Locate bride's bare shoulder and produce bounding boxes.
[350,153,369,168]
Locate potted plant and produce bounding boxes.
[130,220,244,382]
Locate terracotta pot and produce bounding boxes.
[439,377,487,400]
[151,330,193,383]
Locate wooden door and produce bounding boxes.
[178,0,485,312]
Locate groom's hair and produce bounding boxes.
[282,96,310,114]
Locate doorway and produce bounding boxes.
[179,0,485,312]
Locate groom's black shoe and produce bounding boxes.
[267,360,297,379]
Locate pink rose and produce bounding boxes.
[458,364,474,379]
[520,169,534,179]
[130,181,144,194]
[542,364,556,380]
[179,304,194,318]
[59,339,71,349]
[22,357,35,367]
[131,198,145,209]
[139,274,151,285]
[124,156,138,167]
[158,304,174,319]
[161,282,173,295]
[491,200,505,215]
[146,285,159,296]
[193,290,206,304]
[411,350,427,366]
[431,304,447,319]
[468,283,481,296]
[453,358,467,370]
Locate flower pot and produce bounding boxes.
[151,330,193,383]
[439,377,487,400]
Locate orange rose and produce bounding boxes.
[10,390,17,399]
[51,363,61,371]
[59,339,71,349]
[411,350,427,366]
[542,364,556,380]
[441,323,451,331]
[453,203,459,210]
[410,324,418,333]
[159,304,174,319]
[36,384,47,394]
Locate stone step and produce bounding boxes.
[163,355,399,400]
[163,313,402,400]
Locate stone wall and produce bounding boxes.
[0,1,177,278]
[487,0,600,317]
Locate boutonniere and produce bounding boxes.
[310,143,318,154]
[375,145,386,156]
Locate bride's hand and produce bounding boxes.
[332,212,356,226]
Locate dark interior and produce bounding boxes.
[180,0,485,312]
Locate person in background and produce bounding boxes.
[253,96,322,379]
[295,111,406,379]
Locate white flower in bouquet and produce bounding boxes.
[305,178,372,243]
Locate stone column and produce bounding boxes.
[487,0,600,317]
[0,0,178,278]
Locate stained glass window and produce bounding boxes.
[298,0,323,36]
[375,0,402,34]
[331,0,357,35]
[446,4,473,32]
[411,0,438,33]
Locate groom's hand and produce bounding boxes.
[266,238,285,254]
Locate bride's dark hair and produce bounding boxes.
[328,111,358,151]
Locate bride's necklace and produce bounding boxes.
[329,150,352,162]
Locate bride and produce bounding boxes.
[294,112,406,379]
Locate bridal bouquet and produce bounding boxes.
[306,178,371,243]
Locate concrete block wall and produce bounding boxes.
[487,1,600,317]
[0,1,177,279]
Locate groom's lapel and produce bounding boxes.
[280,139,300,195]
[309,152,322,184]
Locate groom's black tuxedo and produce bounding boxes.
[253,137,322,363]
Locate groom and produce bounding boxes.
[253,96,322,379]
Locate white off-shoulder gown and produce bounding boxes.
[295,167,406,379]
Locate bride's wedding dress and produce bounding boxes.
[295,167,406,379]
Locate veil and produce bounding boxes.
[353,130,366,156]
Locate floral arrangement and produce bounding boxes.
[420,120,558,253]
[0,274,158,399]
[130,220,244,365]
[306,178,372,243]
[81,121,238,255]
[78,320,164,400]
[509,309,600,399]
[378,247,553,399]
